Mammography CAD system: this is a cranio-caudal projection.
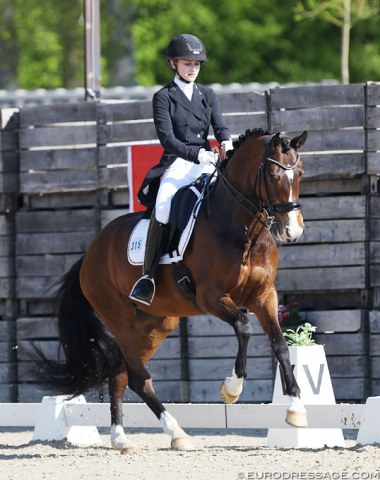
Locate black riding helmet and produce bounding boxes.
[166,34,208,62]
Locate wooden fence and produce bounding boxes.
[0,82,379,404]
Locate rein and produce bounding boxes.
[214,163,273,229]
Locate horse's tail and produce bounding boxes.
[34,256,123,398]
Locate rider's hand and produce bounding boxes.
[221,139,234,160]
[221,139,234,152]
[197,148,218,164]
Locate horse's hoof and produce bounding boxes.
[220,381,240,404]
[286,406,308,428]
[171,436,194,451]
[112,438,137,451]
[120,446,137,455]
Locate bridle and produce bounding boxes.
[214,135,301,230]
[258,140,302,216]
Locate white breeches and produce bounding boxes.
[155,157,216,224]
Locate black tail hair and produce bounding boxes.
[34,256,123,398]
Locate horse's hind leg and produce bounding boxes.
[107,345,191,452]
[108,365,137,452]
[100,304,193,451]
[123,349,193,451]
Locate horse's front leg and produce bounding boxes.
[221,309,253,403]
[205,296,253,404]
[253,289,308,428]
[271,331,308,427]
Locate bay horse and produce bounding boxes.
[37,128,308,452]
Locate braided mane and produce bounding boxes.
[233,128,270,150]
[220,128,271,169]
[222,128,292,168]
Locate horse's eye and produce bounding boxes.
[268,174,280,185]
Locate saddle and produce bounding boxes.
[127,173,216,266]
[167,173,215,251]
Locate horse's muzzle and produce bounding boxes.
[272,209,304,243]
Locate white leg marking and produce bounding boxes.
[286,396,308,427]
[225,368,244,396]
[160,411,188,440]
[289,396,305,411]
[111,424,135,450]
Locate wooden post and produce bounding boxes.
[84,0,101,101]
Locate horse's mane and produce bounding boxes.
[233,128,271,152]
[220,128,271,169]
[221,128,291,170]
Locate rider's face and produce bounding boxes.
[175,60,201,82]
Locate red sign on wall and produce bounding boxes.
[128,142,220,212]
[129,145,163,212]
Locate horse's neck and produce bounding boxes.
[212,172,262,234]
[211,151,274,240]
[220,152,262,213]
[223,160,253,198]
[206,175,273,266]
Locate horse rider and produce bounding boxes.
[129,33,233,306]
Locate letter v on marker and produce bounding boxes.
[280,364,325,395]
[303,364,325,394]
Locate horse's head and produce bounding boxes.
[220,128,307,243]
[259,131,307,243]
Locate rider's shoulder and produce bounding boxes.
[195,83,218,100]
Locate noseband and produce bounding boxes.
[259,153,301,216]
[215,135,301,230]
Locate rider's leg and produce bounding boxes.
[129,212,170,306]
[129,158,215,306]
[129,160,187,306]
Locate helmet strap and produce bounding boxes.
[168,58,192,84]
[176,73,191,84]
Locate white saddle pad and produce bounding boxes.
[127,186,203,265]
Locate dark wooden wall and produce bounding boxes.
[0,82,379,403]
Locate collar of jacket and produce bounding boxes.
[168,81,205,119]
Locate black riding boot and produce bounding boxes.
[129,216,169,306]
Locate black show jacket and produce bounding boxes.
[137,81,231,208]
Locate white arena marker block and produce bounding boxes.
[32,395,102,447]
[267,344,345,448]
[356,396,380,445]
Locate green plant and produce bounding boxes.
[283,322,317,346]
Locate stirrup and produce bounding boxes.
[129,275,156,306]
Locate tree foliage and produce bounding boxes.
[0,0,379,90]
[295,0,380,27]
[0,0,84,89]
[294,0,380,83]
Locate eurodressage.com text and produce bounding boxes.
[238,472,380,480]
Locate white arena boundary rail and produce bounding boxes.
[0,401,364,429]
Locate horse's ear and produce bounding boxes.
[270,132,282,150]
[291,131,308,150]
